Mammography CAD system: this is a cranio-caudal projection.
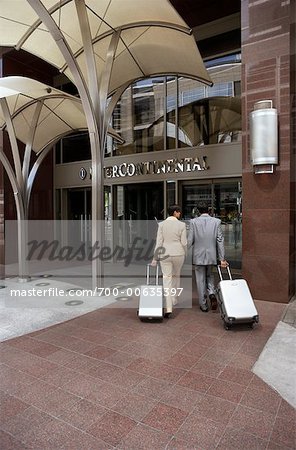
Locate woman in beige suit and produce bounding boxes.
[152,205,187,317]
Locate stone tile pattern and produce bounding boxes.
[0,300,295,449]
[241,0,296,303]
[282,296,296,329]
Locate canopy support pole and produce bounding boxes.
[75,1,122,290]
[28,0,111,289]
[0,148,28,281]
[0,98,56,281]
[28,0,124,290]
[75,0,106,291]
[0,98,29,281]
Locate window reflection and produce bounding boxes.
[113,58,241,155]
[114,78,165,155]
[54,55,242,162]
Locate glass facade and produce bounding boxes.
[54,55,243,267]
[114,77,166,155]
[55,132,91,164]
[55,55,242,162]
[113,59,241,155]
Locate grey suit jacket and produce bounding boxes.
[154,216,187,258]
[187,214,225,265]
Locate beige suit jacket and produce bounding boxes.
[154,216,187,259]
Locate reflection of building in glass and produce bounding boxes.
[54,58,242,161]
[108,61,241,156]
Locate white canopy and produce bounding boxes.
[0,0,212,286]
[0,0,211,94]
[0,76,121,153]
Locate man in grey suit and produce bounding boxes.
[188,203,228,312]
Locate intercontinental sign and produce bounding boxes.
[104,156,209,178]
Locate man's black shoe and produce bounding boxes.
[200,306,209,313]
[209,294,218,311]
[164,312,172,318]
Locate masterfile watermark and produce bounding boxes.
[26,237,167,265]
[10,287,67,297]
[5,220,193,309]
[9,287,107,297]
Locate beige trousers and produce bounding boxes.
[160,255,185,313]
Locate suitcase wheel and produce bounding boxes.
[139,317,163,323]
[224,321,232,331]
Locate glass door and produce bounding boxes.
[182,183,212,220]
[182,180,242,268]
[213,181,242,268]
[113,182,164,257]
[67,188,91,247]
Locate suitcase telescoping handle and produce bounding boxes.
[217,264,232,281]
[146,263,159,286]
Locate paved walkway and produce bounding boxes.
[0,297,295,449]
[282,296,296,328]
[0,276,116,341]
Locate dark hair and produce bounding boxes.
[168,204,181,216]
[197,202,210,214]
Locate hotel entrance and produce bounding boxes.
[55,186,112,248]
[112,182,164,254]
[114,182,164,221]
[181,179,242,268]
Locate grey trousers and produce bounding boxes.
[194,265,215,307]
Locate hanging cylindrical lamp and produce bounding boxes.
[250,100,278,174]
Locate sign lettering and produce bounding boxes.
[104,156,209,179]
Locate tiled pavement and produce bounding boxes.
[282,296,296,328]
[0,300,295,450]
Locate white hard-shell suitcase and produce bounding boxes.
[216,265,259,330]
[137,264,163,321]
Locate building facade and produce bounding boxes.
[0,0,295,303]
[55,64,243,269]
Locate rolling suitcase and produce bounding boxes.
[216,265,259,330]
[138,264,163,321]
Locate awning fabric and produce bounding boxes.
[0,76,87,153]
[0,0,211,94]
[0,76,124,152]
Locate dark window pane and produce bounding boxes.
[55,143,61,164]
[62,133,91,163]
